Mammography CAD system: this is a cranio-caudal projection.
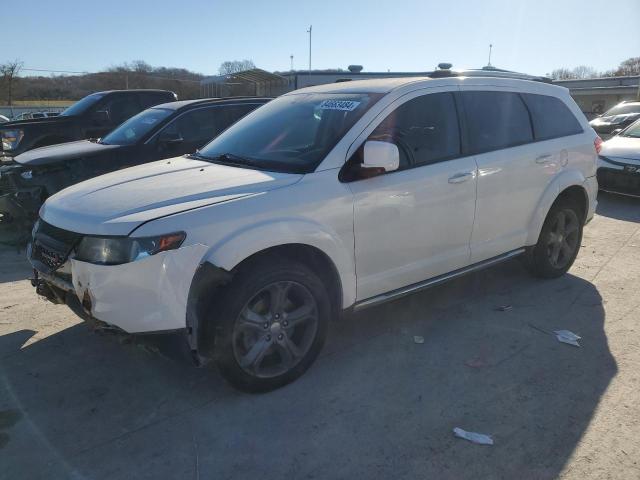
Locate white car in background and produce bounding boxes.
[30,70,599,392]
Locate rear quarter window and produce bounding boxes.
[462,91,533,153]
[522,93,583,140]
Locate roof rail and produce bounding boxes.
[428,64,552,83]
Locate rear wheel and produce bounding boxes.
[524,202,583,278]
[211,257,330,393]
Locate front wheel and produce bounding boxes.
[211,257,330,393]
[524,202,583,278]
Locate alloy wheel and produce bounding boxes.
[545,209,580,269]
[232,281,319,378]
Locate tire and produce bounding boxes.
[524,201,583,278]
[211,257,331,393]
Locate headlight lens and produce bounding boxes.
[1,129,24,151]
[74,232,186,265]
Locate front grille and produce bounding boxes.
[598,168,640,196]
[31,220,83,272]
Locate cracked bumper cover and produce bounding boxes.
[38,243,210,333]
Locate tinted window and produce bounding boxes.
[59,92,106,117]
[101,108,173,146]
[159,104,256,145]
[100,95,142,125]
[463,91,533,153]
[603,103,640,116]
[369,92,460,168]
[521,94,583,140]
[139,92,174,109]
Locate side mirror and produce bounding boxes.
[91,110,110,124]
[158,130,184,148]
[363,140,400,172]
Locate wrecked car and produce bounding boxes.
[0,97,270,243]
[0,89,177,160]
[30,71,598,392]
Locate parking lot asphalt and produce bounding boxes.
[1,192,640,480]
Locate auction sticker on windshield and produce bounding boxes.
[318,100,361,111]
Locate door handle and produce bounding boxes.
[448,172,474,184]
[535,154,552,164]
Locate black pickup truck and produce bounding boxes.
[0,89,177,160]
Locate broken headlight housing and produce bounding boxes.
[1,129,24,151]
[74,232,186,265]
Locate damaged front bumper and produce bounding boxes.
[0,165,43,242]
[31,243,210,334]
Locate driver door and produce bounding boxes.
[346,89,478,301]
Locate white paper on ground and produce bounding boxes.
[554,330,581,347]
[413,335,425,344]
[453,427,494,445]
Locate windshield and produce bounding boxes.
[59,92,106,117]
[621,120,640,138]
[603,104,640,117]
[197,93,382,173]
[101,107,174,145]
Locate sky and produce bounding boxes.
[7,0,640,78]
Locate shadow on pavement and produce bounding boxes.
[0,245,31,284]
[596,191,640,222]
[0,261,615,479]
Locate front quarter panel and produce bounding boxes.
[132,169,357,308]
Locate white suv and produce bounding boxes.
[30,74,599,392]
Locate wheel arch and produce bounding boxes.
[185,221,355,360]
[526,171,590,246]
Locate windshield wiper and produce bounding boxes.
[189,151,264,169]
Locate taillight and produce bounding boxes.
[594,136,603,154]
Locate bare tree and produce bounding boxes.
[572,65,599,79]
[615,57,640,76]
[549,65,600,80]
[218,60,256,75]
[0,59,23,106]
[549,68,576,80]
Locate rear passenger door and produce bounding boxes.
[462,88,578,263]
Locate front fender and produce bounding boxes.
[202,218,357,308]
[525,170,588,246]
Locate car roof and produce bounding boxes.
[289,75,562,96]
[152,97,272,111]
[92,89,176,96]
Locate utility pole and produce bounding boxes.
[290,55,294,71]
[307,25,312,74]
[487,44,493,67]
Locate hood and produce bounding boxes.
[15,140,121,167]
[0,115,74,129]
[40,155,303,236]
[600,135,640,162]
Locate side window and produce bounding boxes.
[160,104,259,146]
[368,92,460,168]
[462,91,533,153]
[102,95,142,126]
[214,104,260,137]
[522,93,583,140]
[139,92,173,109]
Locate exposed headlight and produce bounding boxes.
[20,170,32,180]
[74,232,186,265]
[1,129,24,151]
